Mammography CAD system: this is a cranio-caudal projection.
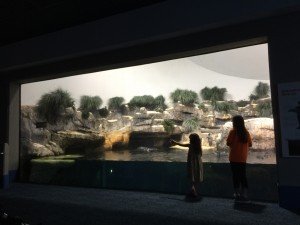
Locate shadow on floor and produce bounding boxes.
[160,195,203,203]
[233,202,267,213]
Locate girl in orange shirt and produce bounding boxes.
[226,115,252,202]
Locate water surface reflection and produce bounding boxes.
[95,147,276,164]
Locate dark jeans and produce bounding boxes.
[230,162,248,189]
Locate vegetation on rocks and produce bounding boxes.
[108,96,125,112]
[236,100,250,107]
[36,88,74,124]
[249,82,270,100]
[154,95,167,112]
[182,118,200,133]
[257,100,273,117]
[128,95,167,111]
[200,86,227,101]
[170,89,199,106]
[128,95,155,110]
[98,107,109,118]
[79,95,102,119]
[162,119,175,134]
[214,101,236,113]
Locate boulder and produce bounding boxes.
[51,130,105,154]
[217,117,275,151]
[101,129,131,150]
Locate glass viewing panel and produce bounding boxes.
[20,43,275,170]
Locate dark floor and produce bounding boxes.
[0,183,299,225]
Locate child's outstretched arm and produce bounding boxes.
[170,139,190,147]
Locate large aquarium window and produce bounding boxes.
[20,43,275,169]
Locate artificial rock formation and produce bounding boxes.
[20,102,275,158]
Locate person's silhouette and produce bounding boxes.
[207,133,213,146]
[226,115,252,202]
[170,133,203,199]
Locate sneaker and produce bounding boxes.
[186,191,198,198]
[233,192,240,200]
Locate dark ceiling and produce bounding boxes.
[0,0,165,47]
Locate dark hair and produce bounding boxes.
[189,133,202,156]
[232,115,248,143]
